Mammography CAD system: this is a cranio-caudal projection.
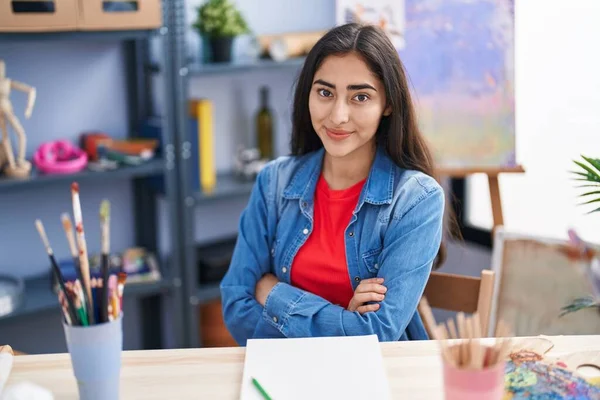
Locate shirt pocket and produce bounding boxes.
[361,246,382,275]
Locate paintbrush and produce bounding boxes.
[109,274,119,320]
[100,200,111,323]
[117,272,127,312]
[60,212,91,324]
[35,219,80,325]
[71,182,94,325]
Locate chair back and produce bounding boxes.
[419,269,495,337]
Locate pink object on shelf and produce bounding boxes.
[442,356,506,400]
[32,140,88,175]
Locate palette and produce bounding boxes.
[504,337,600,399]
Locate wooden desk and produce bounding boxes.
[6,335,600,399]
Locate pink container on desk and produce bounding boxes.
[442,350,506,400]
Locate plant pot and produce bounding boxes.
[207,36,234,63]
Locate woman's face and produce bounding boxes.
[309,52,390,160]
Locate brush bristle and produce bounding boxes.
[61,213,72,229]
[100,200,110,221]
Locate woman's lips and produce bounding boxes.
[325,128,352,141]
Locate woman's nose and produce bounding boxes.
[329,99,350,126]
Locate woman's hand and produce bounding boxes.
[255,273,279,306]
[347,278,387,314]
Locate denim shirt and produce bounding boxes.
[220,146,445,345]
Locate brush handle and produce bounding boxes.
[73,257,93,325]
[50,255,79,325]
[101,254,110,323]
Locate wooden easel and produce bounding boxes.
[437,165,525,232]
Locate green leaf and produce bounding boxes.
[587,206,600,214]
[579,190,600,197]
[578,197,600,206]
[571,171,592,178]
[581,155,600,173]
[574,160,600,178]
[572,172,600,183]
[576,184,600,189]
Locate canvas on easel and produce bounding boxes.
[488,227,600,337]
[336,0,523,240]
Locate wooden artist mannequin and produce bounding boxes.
[0,59,36,178]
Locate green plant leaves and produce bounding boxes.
[192,0,250,38]
[572,155,600,214]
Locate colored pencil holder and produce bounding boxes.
[442,346,506,400]
[63,315,123,400]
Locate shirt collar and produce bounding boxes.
[282,145,395,205]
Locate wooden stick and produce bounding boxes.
[418,297,438,340]
[489,320,512,366]
[436,324,457,367]
[456,312,468,367]
[465,315,476,368]
[472,313,483,368]
[446,318,460,363]
[71,182,94,325]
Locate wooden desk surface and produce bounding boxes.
[6,335,600,399]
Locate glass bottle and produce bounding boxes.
[256,86,273,159]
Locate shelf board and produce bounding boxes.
[0,158,164,191]
[195,172,255,204]
[188,57,305,76]
[0,273,174,323]
[0,29,156,43]
[197,282,221,305]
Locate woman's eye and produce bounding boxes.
[318,89,332,97]
[354,94,369,102]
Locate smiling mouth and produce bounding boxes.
[325,128,352,141]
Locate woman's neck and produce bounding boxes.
[322,142,375,190]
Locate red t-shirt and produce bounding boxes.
[290,174,366,308]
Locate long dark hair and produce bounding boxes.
[290,23,454,269]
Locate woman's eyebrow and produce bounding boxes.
[313,79,377,92]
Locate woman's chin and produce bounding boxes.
[322,142,355,159]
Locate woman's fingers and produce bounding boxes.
[356,303,380,314]
[356,283,387,295]
[352,291,385,304]
[359,277,384,284]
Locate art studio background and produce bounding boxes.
[0,0,598,354]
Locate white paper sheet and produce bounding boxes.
[240,334,391,400]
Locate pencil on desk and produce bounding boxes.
[251,377,272,400]
[71,182,95,325]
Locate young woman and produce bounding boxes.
[220,23,447,345]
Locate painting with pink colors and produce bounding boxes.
[337,0,516,169]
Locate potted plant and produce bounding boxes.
[192,0,250,63]
[559,155,600,316]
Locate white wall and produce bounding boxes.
[467,0,600,244]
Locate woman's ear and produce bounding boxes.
[383,105,392,116]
